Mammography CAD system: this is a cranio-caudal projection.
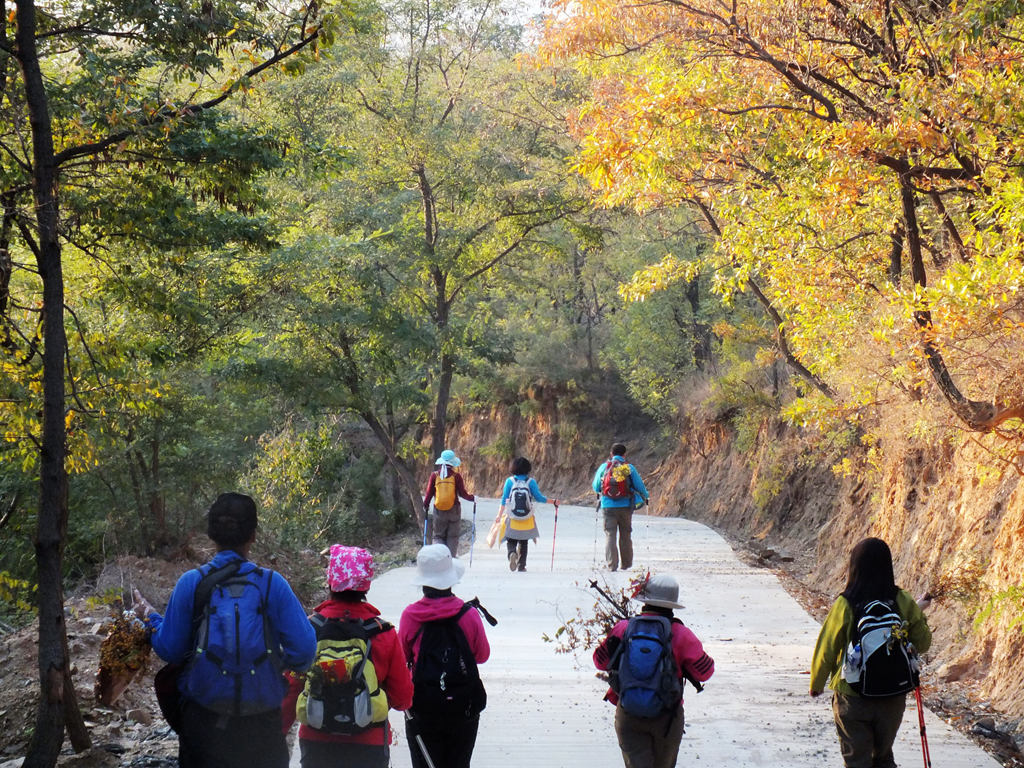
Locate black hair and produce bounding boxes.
[207,492,258,549]
[510,456,532,476]
[840,537,899,607]
[423,586,453,598]
[611,443,627,456]
[330,589,368,602]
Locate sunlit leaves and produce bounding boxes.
[542,0,1024,433]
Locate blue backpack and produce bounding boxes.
[611,615,682,718]
[180,560,286,716]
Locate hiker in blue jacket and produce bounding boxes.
[133,492,316,768]
[592,443,649,571]
[498,456,555,573]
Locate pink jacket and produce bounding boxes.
[593,612,714,705]
[398,595,490,667]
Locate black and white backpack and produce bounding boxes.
[509,477,533,518]
[842,599,920,697]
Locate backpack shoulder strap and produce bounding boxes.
[362,617,393,636]
[191,560,243,630]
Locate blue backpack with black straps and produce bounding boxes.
[611,615,682,718]
[180,560,286,716]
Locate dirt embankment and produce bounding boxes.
[451,391,1024,763]
[650,416,1024,763]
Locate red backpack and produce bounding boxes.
[600,458,632,499]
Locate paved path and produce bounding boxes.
[294,499,998,767]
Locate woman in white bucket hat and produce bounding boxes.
[399,544,490,768]
[423,449,476,556]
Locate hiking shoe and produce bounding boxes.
[517,566,526,572]
[509,551,519,571]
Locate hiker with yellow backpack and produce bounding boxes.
[282,545,413,768]
[423,449,476,556]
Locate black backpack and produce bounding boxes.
[410,603,486,724]
[842,598,920,697]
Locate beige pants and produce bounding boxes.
[432,511,461,556]
[832,692,906,768]
[604,508,633,570]
[614,704,685,768]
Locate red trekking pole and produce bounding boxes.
[550,500,560,571]
[915,687,932,768]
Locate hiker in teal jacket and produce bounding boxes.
[592,443,649,571]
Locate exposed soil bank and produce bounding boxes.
[447,389,1024,764]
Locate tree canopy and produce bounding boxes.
[541,0,1024,434]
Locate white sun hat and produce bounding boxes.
[412,543,466,589]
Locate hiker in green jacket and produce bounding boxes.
[810,537,931,768]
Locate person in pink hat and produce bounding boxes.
[282,545,413,768]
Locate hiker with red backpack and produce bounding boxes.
[593,573,715,768]
[498,456,557,573]
[423,449,476,556]
[132,493,316,768]
[593,443,650,571]
[399,544,493,768]
[281,545,413,768]
[810,537,932,768]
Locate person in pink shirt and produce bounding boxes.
[594,574,714,768]
[282,546,413,768]
[399,544,490,768]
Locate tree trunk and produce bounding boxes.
[361,410,425,530]
[898,175,1005,430]
[15,1,90,764]
[431,350,454,461]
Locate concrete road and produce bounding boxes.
[292,498,998,767]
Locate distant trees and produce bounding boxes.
[252,0,583,529]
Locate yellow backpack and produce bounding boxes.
[434,471,457,511]
[296,615,390,734]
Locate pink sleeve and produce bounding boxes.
[398,610,421,665]
[459,609,490,664]
[673,624,715,683]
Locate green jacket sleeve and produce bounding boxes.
[896,589,932,654]
[810,597,852,694]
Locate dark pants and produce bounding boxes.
[832,692,906,768]
[614,704,686,768]
[178,701,288,768]
[603,507,633,571]
[299,738,389,768]
[406,713,479,768]
[507,538,528,569]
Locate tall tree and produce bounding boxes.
[2,2,339,763]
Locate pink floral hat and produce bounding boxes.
[326,545,374,592]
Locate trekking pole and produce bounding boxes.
[914,687,932,768]
[422,513,429,547]
[550,500,560,572]
[405,712,438,768]
[469,500,477,567]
